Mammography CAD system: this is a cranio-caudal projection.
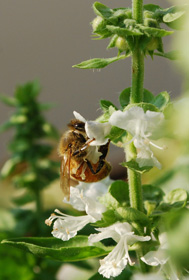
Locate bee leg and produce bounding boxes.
[86,159,105,175]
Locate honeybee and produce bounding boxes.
[58,119,111,200]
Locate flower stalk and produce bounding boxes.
[127,0,144,213]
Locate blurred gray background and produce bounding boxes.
[0,0,182,163]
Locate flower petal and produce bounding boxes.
[141,249,168,266]
[85,121,111,146]
[73,111,86,122]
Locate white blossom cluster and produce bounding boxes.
[45,108,171,279]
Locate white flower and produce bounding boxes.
[65,177,113,211]
[89,222,151,279]
[141,233,169,266]
[109,107,165,168]
[141,233,181,280]
[45,196,106,241]
[73,111,111,146]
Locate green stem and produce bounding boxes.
[127,0,144,213]
[130,41,144,103]
[125,138,143,212]
[132,0,143,23]
[127,0,148,273]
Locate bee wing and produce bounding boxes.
[60,150,71,201]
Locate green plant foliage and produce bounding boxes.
[1,236,110,262]
[121,160,152,174]
[73,55,127,69]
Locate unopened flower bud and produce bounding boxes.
[125,9,132,19]
[143,10,154,19]
[115,36,129,52]
[144,18,158,28]
[147,37,159,51]
[92,16,104,32]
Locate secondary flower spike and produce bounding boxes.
[89,222,151,278]
[109,106,165,168]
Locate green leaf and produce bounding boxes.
[93,2,113,19]
[100,99,118,112]
[0,95,17,106]
[106,126,126,144]
[73,55,127,69]
[1,236,110,262]
[121,160,152,174]
[152,91,170,110]
[143,4,161,13]
[106,25,143,36]
[15,80,41,104]
[119,87,130,108]
[163,10,185,23]
[125,102,159,112]
[154,50,181,60]
[107,34,118,49]
[109,180,130,205]
[93,209,118,227]
[116,207,149,226]
[143,89,154,103]
[119,88,155,109]
[142,184,165,202]
[139,25,173,37]
[164,188,188,208]
[1,157,21,178]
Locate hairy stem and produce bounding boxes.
[127,0,148,273]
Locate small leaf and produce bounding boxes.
[163,10,185,23]
[93,2,113,19]
[15,80,41,104]
[100,99,118,112]
[106,126,126,144]
[152,91,170,109]
[143,89,154,103]
[0,95,17,106]
[109,180,130,205]
[154,50,181,60]
[125,102,159,113]
[73,55,127,69]
[107,34,118,49]
[1,236,110,262]
[106,25,143,36]
[116,207,149,226]
[119,87,130,108]
[93,209,118,227]
[139,25,173,37]
[119,88,155,108]
[142,184,165,202]
[164,188,188,208]
[1,157,21,178]
[121,160,152,174]
[143,4,161,13]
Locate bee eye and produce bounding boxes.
[74,122,85,130]
[68,143,72,148]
